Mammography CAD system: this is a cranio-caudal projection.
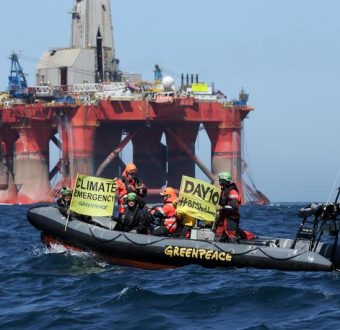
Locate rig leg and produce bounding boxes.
[15,125,53,204]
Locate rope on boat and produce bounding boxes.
[257,247,309,261]
[123,234,169,246]
[88,226,123,243]
[209,241,309,261]
[209,241,258,255]
[88,225,168,245]
[88,225,313,262]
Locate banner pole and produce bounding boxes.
[64,213,70,231]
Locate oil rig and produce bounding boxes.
[0,0,268,205]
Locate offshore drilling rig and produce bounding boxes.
[0,0,268,205]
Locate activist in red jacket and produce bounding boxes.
[116,163,147,216]
[214,171,254,242]
[149,187,178,236]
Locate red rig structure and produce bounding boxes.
[0,87,258,204]
[0,0,268,205]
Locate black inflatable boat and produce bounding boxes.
[27,200,340,272]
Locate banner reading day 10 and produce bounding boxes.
[70,174,117,217]
[176,175,221,222]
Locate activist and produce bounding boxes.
[115,192,149,234]
[57,186,92,222]
[173,175,220,238]
[173,198,195,238]
[116,163,148,218]
[57,186,73,217]
[214,171,254,242]
[149,187,178,236]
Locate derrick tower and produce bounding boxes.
[36,0,121,86]
[70,0,118,82]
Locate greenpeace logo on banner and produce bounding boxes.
[70,174,117,217]
[78,201,109,210]
[177,176,221,222]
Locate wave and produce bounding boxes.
[2,204,340,329]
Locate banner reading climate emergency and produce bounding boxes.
[176,176,221,222]
[70,174,116,217]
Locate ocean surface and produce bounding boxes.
[1,203,340,330]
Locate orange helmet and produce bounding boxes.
[160,187,177,203]
[125,163,137,174]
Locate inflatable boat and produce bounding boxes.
[27,200,340,272]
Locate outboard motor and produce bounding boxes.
[294,187,340,268]
[298,203,323,218]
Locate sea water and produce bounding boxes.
[1,204,340,330]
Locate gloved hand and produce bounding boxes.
[136,183,148,197]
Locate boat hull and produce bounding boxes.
[27,206,335,272]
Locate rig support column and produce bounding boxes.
[55,115,71,189]
[68,106,98,182]
[69,125,97,180]
[166,124,199,188]
[0,141,8,190]
[14,123,53,204]
[94,123,122,178]
[0,134,18,203]
[132,127,166,189]
[205,113,244,202]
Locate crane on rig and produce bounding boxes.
[7,52,30,99]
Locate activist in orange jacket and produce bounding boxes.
[116,163,147,216]
[149,187,178,236]
[214,171,254,242]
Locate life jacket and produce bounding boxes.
[151,202,177,233]
[220,183,241,204]
[219,183,241,219]
[216,183,242,239]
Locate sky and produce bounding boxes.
[1,0,340,202]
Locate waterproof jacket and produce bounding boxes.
[117,205,149,233]
[219,183,241,218]
[216,183,241,239]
